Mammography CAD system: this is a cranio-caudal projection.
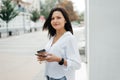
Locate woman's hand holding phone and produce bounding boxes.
[35,49,47,57]
[35,49,47,63]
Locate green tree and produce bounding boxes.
[0,0,19,36]
[40,0,57,19]
[30,9,40,32]
[79,12,84,23]
[30,9,40,22]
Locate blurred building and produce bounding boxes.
[0,0,42,37]
[13,0,41,12]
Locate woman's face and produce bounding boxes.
[51,11,66,31]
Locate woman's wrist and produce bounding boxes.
[58,58,64,65]
[56,57,61,62]
[55,57,64,65]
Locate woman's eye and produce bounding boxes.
[51,18,54,20]
[51,17,61,20]
[57,17,61,19]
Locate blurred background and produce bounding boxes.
[0,0,85,38]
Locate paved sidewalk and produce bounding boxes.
[0,27,87,80]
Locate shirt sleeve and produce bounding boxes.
[64,36,81,71]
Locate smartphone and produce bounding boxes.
[37,49,46,53]
[35,49,46,57]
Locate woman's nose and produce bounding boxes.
[53,18,57,22]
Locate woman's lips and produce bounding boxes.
[53,24,59,27]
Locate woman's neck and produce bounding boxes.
[56,29,66,37]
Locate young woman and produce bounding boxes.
[37,7,81,80]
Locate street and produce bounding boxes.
[0,27,87,80]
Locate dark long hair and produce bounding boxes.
[43,7,73,38]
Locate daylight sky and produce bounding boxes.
[71,0,85,13]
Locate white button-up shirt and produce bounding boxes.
[44,31,81,80]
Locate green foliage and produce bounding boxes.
[77,12,84,23]
[0,0,19,23]
[40,0,57,19]
[0,0,19,36]
[30,9,40,22]
[79,12,84,22]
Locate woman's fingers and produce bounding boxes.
[37,53,59,62]
[45,54,59,62]
[37,56,45,61]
